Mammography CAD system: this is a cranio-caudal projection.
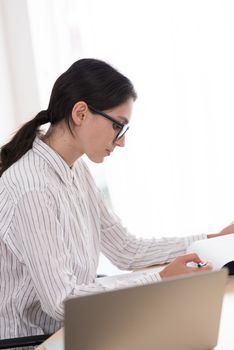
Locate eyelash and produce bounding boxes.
[112,123,122,131]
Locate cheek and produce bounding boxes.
[92,123,114,145]
[81,118,114,153]
[84,127,108,153]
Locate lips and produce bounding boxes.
[105,149,113,156]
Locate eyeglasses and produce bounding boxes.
[88,105,129,141]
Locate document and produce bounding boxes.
[187,234,234,274]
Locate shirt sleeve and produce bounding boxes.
[0,185,15,241]
[7,190,162,321]
[99,191,207,270]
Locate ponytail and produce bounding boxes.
[0,110,49,176]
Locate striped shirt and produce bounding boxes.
[0,137,206,339]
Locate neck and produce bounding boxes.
[42,123,84,167]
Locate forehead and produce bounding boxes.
[105,98,133,124]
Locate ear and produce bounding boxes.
[71,101,89,126]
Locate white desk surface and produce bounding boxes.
[36,276,234,350]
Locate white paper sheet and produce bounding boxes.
[187,233,234,270]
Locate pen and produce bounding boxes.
[197,262,207,268]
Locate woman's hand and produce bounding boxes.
[207,223,234,239]
[159,253,212,279]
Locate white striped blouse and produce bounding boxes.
[0,137,206,339]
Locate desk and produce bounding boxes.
[216,276,234,348]
[36,276,234,350]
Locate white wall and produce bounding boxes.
[0,0,41,146]
[0,1,15,145]
[26,0,74,108]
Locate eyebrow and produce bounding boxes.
[118,116,129,124]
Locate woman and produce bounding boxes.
[0,58,231,339]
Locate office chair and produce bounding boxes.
[0,334,51,349]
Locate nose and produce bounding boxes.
[114,135,125,147]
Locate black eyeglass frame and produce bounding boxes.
[88,105,129,141]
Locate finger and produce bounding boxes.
[187,262,213,273]
[180,253,202,263]
[187,267,203,273]
[201,262,213,271]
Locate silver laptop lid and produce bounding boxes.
[65,269,227,350]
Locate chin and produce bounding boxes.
[94,159,105,164]
[87,154,105,163]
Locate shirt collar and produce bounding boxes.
[33,137,75,184]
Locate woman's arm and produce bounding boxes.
[207,223,234,238]
[99,191,207,270]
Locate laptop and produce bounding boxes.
[65,269,227,350]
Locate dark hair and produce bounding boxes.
[0,58,137,176]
